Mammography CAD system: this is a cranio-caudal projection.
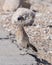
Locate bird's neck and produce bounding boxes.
[17,25,24,32]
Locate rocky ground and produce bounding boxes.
[0,0,52,65]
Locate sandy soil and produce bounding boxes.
[0,0,52,65]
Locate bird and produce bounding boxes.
[11,8,37,52]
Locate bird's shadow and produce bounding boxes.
[28,53,52,65]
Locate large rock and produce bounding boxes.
[11,8,35,26]
[3,0,20,12]
[0,0,5,10]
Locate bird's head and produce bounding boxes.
[12,8,35,26]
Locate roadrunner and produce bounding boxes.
[11,8,37,52]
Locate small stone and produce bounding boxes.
[47,34,52,40]
[3,0,20,12]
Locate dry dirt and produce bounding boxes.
[0,0,52,65]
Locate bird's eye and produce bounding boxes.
[18,16,24,22]
[18,16,22,20]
